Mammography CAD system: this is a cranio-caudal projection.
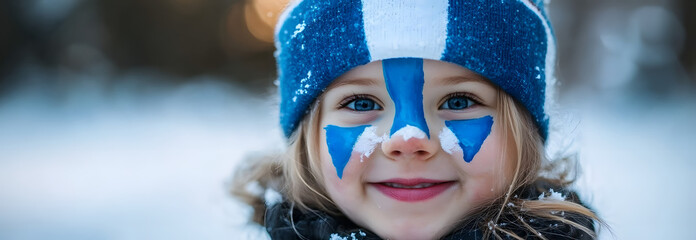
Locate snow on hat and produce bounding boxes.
[275,0,556,140]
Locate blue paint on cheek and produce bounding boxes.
[324,125,370,179]
[445,116,494,163]
[382,58,430,138]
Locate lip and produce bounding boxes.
[370,178,456,202]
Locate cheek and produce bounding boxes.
[319,134,341,189]
[319,132,365,193]
[471,130,508,173]
[319,140,372,218]
[457,126,513,201]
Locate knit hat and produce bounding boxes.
[275,0,556,140]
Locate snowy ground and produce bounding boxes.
[570,90,696,239]
[0,73,694,239]
[0,73,278,240]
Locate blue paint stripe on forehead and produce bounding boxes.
[382,58,430,138]
[277,0,553,140]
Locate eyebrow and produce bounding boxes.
[437,75,484,85]
[328,77,381,89]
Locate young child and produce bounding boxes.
[233,0,604,239]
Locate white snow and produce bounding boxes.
[2,64,695,240]
[438,127,461,154]
[538,189,566,201]
[329,233,347,240]
[300,70,312,83]
[294,88,308,95]
[0,76,278,240]
[391,125,427,141]
[246,181,282,206]
[328,232,364,240]
[291,22,306,38]
[264,189,282,206]
[353,126,387,162]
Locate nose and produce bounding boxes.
[381,128,439,161]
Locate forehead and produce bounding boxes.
[330,59,490,89]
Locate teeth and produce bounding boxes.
[383,182,436,189]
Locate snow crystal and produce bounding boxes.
[487,221,496,230]
[353,126,387,162]
[328,231,365,240]
[392,125,427,141]
[300,71,312,83]
[438,127,461,154]
[295,89,308,95]
[244,181,282,206]
[538,188,566,201]
[264,188,282,206]
[329,233,347,240]
[291,22,306,38]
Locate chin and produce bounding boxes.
[372,220,451,240]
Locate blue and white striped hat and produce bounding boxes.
[275,0,556,140]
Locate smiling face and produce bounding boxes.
[317,59,515,239]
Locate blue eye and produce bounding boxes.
[346,98,382,111]
[440,95,476,110]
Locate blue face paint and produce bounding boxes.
[324,58,431,179]
[445,116,494,163]
[324,125,370,179]
[383,58,430,138]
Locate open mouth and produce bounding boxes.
[371,179,456,202]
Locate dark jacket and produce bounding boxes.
[265,182,595,240]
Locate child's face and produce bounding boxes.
[318,59,514,240]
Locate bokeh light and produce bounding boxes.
[244,0,288,43]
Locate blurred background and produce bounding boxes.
[0,0,694,239]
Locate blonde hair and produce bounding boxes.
[232,89,605,238]
[473,90,604,239]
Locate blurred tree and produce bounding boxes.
[97,0,229,76]
[0,0,693,97]
[680,0,696,82]
[96,0,276,89]
[0,0,14,92]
